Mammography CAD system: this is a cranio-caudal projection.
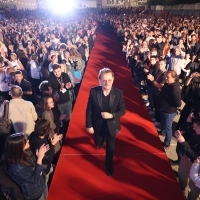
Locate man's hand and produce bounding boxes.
[187,112,194,123]
[143,68,149,73]
[174,130,185,143]
[194,157,200,164]
[190,72,199,78]
[101,112,113,119]
[51,134,63,145]
[147,74,155,82]
[87,127,94,134]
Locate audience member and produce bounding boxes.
[4,133,49,200]
[8,85,37,136]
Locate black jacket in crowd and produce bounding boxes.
[48,72,71,105]
[158,81,182,113]
[181,129,200,163]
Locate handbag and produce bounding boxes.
[0,102,11,135]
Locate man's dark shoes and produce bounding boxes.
[97,145,103,150]
[163,142,170,150]
[170,159,180,166]
[106,166,113,177]
[158,131,165,137]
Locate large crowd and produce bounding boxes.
[0,5,200,200]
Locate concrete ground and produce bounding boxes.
[142,94,194,199]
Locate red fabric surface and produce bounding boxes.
[48,30,184,200]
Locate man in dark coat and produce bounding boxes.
[86,68,126,176]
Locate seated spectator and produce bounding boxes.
[8,85,37,136]
[4,132,49,200]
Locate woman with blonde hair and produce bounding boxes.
[69,48,83,71]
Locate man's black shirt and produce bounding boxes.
[15,78,33,101]
[48,72,71,104]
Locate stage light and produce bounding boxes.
[50,0,76,14]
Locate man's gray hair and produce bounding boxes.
[98,68,114,79]
[10,85,23,98]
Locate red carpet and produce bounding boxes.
[48,30,184,200]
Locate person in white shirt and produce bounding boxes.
[29,54,41,96]
[0,59,13,100]
[10,53,24,71]
[190,157,200,198]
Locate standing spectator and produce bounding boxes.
[29,53,41,96]
[143,55,159,112]
[0,59,13,100]
[190,157,200,192]
[14,70,37,104]
[69,48,83,72]
[4,133,49,200]
[175,117,200,200]
[169,46,185,79]
[48,64,72,122]
[133,54,144,94]
[147,58,167,124]
[158,70,182,149]
[8,85,37,136]
[10,53,27,79]
[29,119,62,184]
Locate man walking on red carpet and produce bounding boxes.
[86,68,126,176]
